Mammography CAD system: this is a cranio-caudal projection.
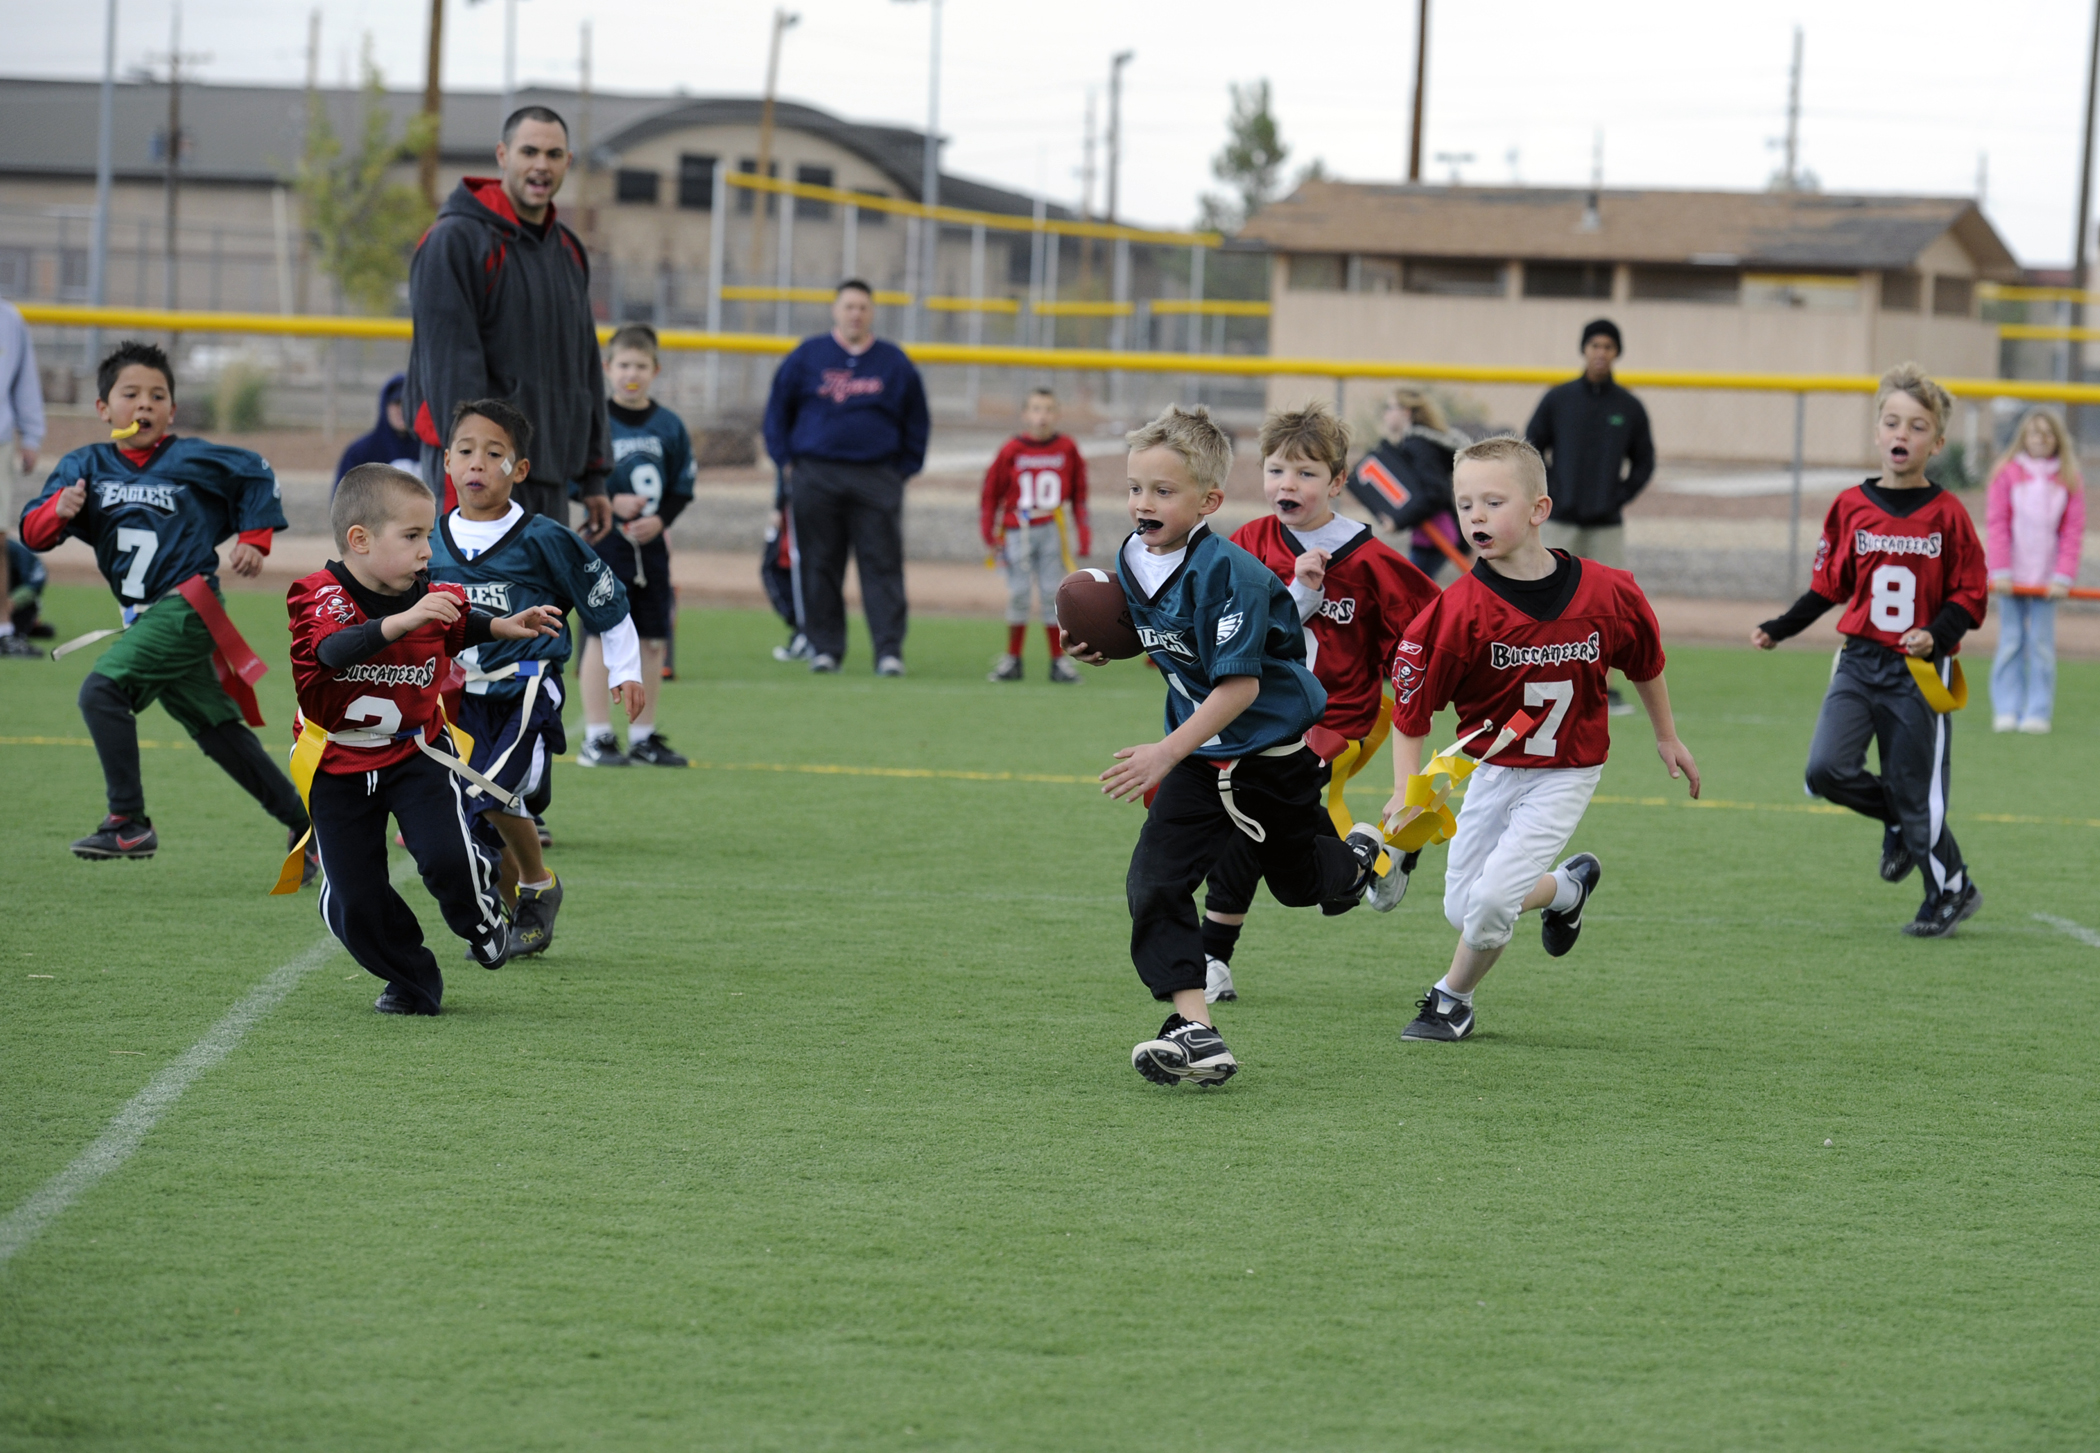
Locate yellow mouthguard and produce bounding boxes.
[110,421,142,440]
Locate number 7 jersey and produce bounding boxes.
[1808,481,1988,653]
[1391,554,1665,769]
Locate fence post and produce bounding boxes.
[966,222,986,418]
[1109,236,1131,407]
[842,202,858,283]
[1041,226,1059,350]
[902,215,920,343]
[1788,391,1806,594]
[775,188,795,337]
[705,164,727,415]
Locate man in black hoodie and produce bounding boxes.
[405,106,612,542]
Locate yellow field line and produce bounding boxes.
[5,737,2094,829]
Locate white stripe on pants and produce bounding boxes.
[1442,763,1602,951]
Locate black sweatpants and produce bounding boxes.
[1804,640,1968,899]
[1128,748,1364,1000]
[790,457,907,663]
[311,751,506,1012]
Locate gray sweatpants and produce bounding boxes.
[1002,519,1066,626]
[1804,641,1968,899]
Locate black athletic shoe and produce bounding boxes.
[626,733,688,767]
[1131,1013,1238,1086]
[0,634,41,657]
[1401,986,1476,1042]
[577,732,630,767]
[291,826,320,888]
[987,653,1023,682]
[511,876,563,956]
[28,621,56,640]
[374,984,441,1016]
[533,814,553,849]
[72,814,157,860]
[1902,878,1982,938]
[1878,823,1914,883]
[466,914,515,969]
[1540,853,1602,958]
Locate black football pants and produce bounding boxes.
[790,457,907,663]
[310,752,506,1012]
[1128,748,1364,1001]
[1804,641,1968,900]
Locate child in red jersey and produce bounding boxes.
[1753,364,1989,937]
[1386,435,1700,1042]
[1199,401,1440,1001]
[981,387,1090,683]
[285,464,559,1016]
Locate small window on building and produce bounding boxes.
[794,165,834,221]
[735,158,779,215]
[1354,256,1402,294]
[1743,272,1859,312]
[0,246,30,297]
[676,155,715,210]
[1880,270,1922,312]
[1522,262,1613,299]
[1629,264,1740,304]
[1403,258,1506,297]
[616,169,660,206]
[851,188,890,225]
[1288,254,1344,291]
[1932,276,1974,317]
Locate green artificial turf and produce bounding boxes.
[2,583,2096,1451]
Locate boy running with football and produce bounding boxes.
[427,399,643,955]
[286,464,561,1014]
[981,387,1091,683]
[1385,435,1699,1043]
[1200,401,1439,1003]
[1752,364,1988,937]
[1064,404,1401,1086]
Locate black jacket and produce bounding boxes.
[1523,374,1655,528]
[405,178,609,496]
[1347,427,1464,534]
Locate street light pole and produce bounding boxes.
[2072,0,2100,441]
[86,0,118,364]
[1106,50,1133,224]
[1407,0,1428,182]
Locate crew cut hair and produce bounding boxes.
[501,105,569,145]
[1876,362,1953,440]
[1126,403,1234,493]
[97,340,174,401]
[449,397,534,460]
[1259,400,1350,479]
[1454,433,1549,500]
[332,464,435,551]
[607,324,659,360]
[836,277,875,298]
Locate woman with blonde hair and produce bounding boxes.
[1344,386,1468,579]
[1986,407,2086,732]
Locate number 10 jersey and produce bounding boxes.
[1807,481,1988,654]
[1391,554,1665,770]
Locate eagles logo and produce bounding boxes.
[586,561,617,609]
[1215,611,1245,644]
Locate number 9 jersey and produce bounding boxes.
[1808,482,1988,654]
[1390,553,1665,769]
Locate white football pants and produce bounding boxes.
[1443,763,1602,951]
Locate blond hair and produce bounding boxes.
[1876,362,1953,440]
[1453,433,1548,500]
[331,464,435,551]
[1259,400,1350,479]
[1126,403,1233,493]
[1389,386,1450,433]
[1985,406,2083,494]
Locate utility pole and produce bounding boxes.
[86,0,118,363]
[1079,87,1096,288]
[749,9,799,294]
[420,0,444,209]
[1407,0,1428,182]
[1781,25,1803,190]
[502,0,521,121]
[892,0,942,339]
[149,5,210,312]
[1580,129,1602,230]
[2072,0,2100,430]
[1106,50,1133,224]
[577,21,592,172]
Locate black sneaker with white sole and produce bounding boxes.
[511,876,563,956]
[1902,878,1982,938]
[577,732,631,767]
[465,915,515,969]
[1205,955,1237,1003]
[71,814,158,860]
[987,654,1023,682]
[1878,823,1914,883]
[1342,823,1389,898]
[1401,986,1475,1042]
[1131,1013,1238,1086]
[1365,846,1421,914]
[375,983,441,1016]
[810,653,840,674]
[626,733,688,767]
[1540,852,1602,958]
[1049,656,1082,684]
[772,632,813,663]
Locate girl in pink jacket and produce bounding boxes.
[1987,409,2086,732]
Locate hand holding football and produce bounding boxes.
[1055,569,1144,661]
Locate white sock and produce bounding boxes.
[519,875,554,892]
[628,722,655,746]
[1549,866,1584,913]
[585,721,612,741]
[0,622,13,637]
[1433,975,1474,1005]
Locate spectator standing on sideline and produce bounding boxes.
[0,298,45,656]
[1985,407,2085,733]
[1346,386,1467,580]
[763,280,929,676]
[332,374,422,490]
[1525,318,1655,713]
[405,105,612,542]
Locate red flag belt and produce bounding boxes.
[174,575,269,727]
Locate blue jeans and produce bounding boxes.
[1989,593,2057,724]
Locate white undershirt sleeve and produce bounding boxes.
[1288,579,1325,624]
[598,616,644,689]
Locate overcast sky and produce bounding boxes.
[9,0,2096,266]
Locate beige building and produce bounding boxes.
[1240,181,2022,464]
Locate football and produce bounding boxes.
[1056,568,1144,660]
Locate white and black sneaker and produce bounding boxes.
[988,654,1023,682]
[772,632,813,663]
[1540,853,1601,958]
[1131,1013,1238,1086]
[1205,955,1237,1003]
[1049,656,1083,684]
[1878,823,1914,883]
[577,732,630,767]
[1345,823,1406,909]
[1902,877,1982,938]
[1364,845,1421,914]
[809,653,840,674]
[875,655,907,677]
[1401,987,1475,1042]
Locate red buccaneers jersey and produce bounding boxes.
[288,568,473,773]
[1391,554,1664,769]
[1809,482,1989,653]
[979,433,1091,551]
[1231,515,1439,741]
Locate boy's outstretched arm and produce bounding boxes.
[1100,675,1259,802]
[1632,673,1700,798]
[1382,729,1428,832]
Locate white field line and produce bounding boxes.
[2033,912,2100,949]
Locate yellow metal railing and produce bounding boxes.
[719,284,914,307]
[1149,299,1273,317]
[25,303,2100,404]
[1032,299,1134,318]
[1998,323,2100,343]
[1980,282,2100,306]
[724,171,1222,248]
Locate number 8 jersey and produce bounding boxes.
[1391,553,1665,769]
[1808,481,1988,654]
